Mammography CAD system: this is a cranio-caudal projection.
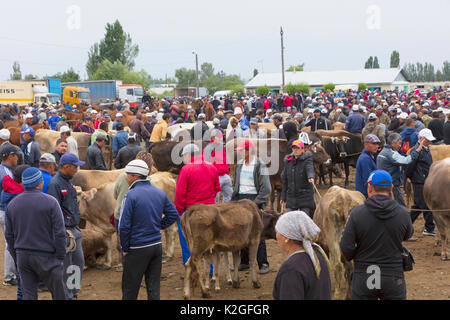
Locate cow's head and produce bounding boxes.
[260,210,280,240]
[337,136,350,158]
[310,141,332,166]
[77,188,98,220]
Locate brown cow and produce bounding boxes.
[73,169,125,191]
[313,186,365,300]
[8,123,49,146]
[78,183,117,269]
[181,200,278,299]
[424,158,450,260]
[82,226,109,269]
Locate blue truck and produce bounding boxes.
[61,80,123,105]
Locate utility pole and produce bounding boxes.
[280,26,285,94]
[192,51,199,98]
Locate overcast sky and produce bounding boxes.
[1,0,449,82]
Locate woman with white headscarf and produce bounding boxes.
[273,211,332,300]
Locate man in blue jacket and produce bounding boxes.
[112,122,128,158]
[5,168,66,300]
[355,134,380,197]
[119,160,178,300]
[345,105,366,133]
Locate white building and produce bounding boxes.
[245,68,410,94]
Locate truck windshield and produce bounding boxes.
[79,91,90,100]
[134,88,144,96]
[48,95,60,104]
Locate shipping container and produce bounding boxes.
[62,80,123,105]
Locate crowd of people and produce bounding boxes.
[0,85,449,300]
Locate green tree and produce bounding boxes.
[175,68,197,87]
[86,20,139,79]
[10,61,22,80]
[24,74,37,80]
[50,68,81,83]
[200,62,214,81]
[230,84,245,96]
[442,61,450,80]
[253,68,258,77]
[286,64,304,72]
[219,74,243,90]
[373,56,380,68]
[256,85,269,95]
[364,56,374,69]
[92,60,150,89]
[390,50,400,68]
[323,83,335,91]
[358,83,368,91]
[285,83,297,95]
[295,83,310,95]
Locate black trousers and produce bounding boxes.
[16,252,66,300]
[410,183,435,232]
[351,272,406,300]
[122,244,162,300]
[285,205,315,219]
[237,194,268,268]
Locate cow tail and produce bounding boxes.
[183,211,192,249]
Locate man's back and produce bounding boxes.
[346,113,365,133]
[340,194,413,275]
[87,143,106,170]
[174,156,220,214]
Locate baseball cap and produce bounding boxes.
[409,112,418,119]
[314,108,321,113]
[21,127,35,135]
[294,113,303,118]
[250,118,258,124]
[91,110,98,114]
[418,128,436,141]
[59,126,70,133]
[267,109,273,113]
[376,105,383,110]
[307,109,314,114]
[59,153,85,167]
[146,113,152,118]
[181,144,200,156]
[234,108,243,115]
[213,118,220,125]
[236,140,255,150]
[40,153,56,163]
[364,134,381,144]
[321,109,328,114]
[85,116,93,121]
[352,105,359,111]
[104,114,110,118]
[368,113,377,120]
[291,140,305,149]
[336,108,342,113]
[116,113,123,117]
[368,170,392,187]
[0,144,20,160]
[397,112,408,120]
[198,113,206,119]
[0,129,10,140]
[125,159,149,177]
[25,113,33,119]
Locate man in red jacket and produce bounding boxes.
[203,129,232,203]
[175,144,221,265]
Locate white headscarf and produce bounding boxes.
[275,211,331,279]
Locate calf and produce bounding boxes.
[181,200,278,299]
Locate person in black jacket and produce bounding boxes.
[305,109,329,132]
[280,140,315,218]
[86,134,107,170]
[444,112,450,145]
[47,153,86,300]
[405,129,436,236]
[427,111,444,144]
[20,128,40,168]
[340,170,414,300]
[114,133,144,169]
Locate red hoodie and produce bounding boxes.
[263,99,270,110]
[174,155,221,215]
[2,175,24,194]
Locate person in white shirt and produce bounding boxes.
[59,126,79,158]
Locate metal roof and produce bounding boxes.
[245,68,409,88]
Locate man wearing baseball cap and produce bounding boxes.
[114,132,144,169]
[345,105,366,133]
[280,140,316,217]
[231,139,271,274]
[175,144,221,267]
[5,167,67,300]
[47,153,85,300]
[355,134,381,197]
[39,153,57,193]
[190,113,209,141]
[59,126,78,158]
[405,128,436,237]
[20,128,41,168]
[19,113,34,145]
[362,113,385,147]
[305,108,329,132]
[119,160,178,300]
[340,170,413,300]
[112,113,124,131]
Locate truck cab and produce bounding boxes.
[118,84,143,108]
[63,86,91,105]
[33,85,60,105]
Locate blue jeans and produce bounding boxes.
[177,215,213,275]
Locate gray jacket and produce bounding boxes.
[231,157,271,206]
[376,145,412,186]
[87,143,107,170]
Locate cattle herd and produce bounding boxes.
[1,90,449,300]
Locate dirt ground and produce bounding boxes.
[0,171,449,300]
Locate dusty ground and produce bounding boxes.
[0,171,448,300]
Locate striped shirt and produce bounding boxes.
[238,158,257,195]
